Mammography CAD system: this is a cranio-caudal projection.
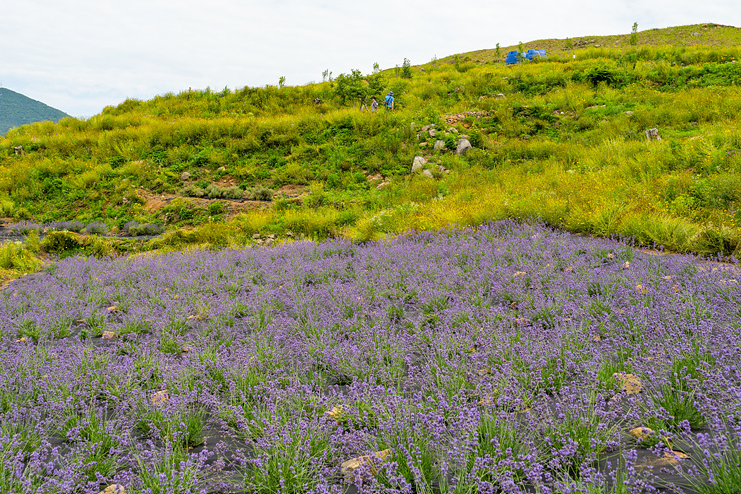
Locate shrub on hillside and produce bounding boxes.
[41,231,113,257]
[468,128,483,148]
[123,221,165,236]
[245,185,274,201]
[205,184,223,199]
[0,241,41,272]
[53,221,84,233]
[333,70,367,106]
[222,186,244,199]
[85,221,108,235]
[182,184,206,198]
[576,63,627,88]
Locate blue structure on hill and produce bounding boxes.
[505,49,547,64]
[525,49,547,61]
[506,50,520,64]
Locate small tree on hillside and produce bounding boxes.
[367,70,386,99]
[401,58,412,79]
[629,22,638,46]
[334,70,366,106]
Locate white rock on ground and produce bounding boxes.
[412,156,427,173]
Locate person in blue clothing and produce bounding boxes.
[384,91,394,110]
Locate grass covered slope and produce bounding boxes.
[0,88,69,136]
[1,24,741,255]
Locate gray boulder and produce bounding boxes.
[645,128,661,141]
[456,139,472,155]
[433,140,447,151]
[412,156,427,173]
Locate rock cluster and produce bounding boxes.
[569,38,598,48]
[443,111,489,125]
[613,373,642,395]
[410,156,449,178]
[98,486,126,494]
[252,233,277,246]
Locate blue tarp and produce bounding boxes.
[506,49,547,64]
[505,50,520,64]
[525,49,547,61]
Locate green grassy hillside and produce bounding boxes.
[448,23,741,63]
[2,23,741,258]
[0,88,69,136]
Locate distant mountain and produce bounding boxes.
[0,88,69,135]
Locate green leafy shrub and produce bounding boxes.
[124,221,165,236]
[40,231,113,257]
[205,184,223,199]
[245,185,274,201]
[222,186,244,199]
[182,184,206,198]
[444,134,456,150]
[0,241,41,272]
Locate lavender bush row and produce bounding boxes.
[0,220,739,493]
[6,221,164,236]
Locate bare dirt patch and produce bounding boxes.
[140,191,271,220]
[275,184,309,198]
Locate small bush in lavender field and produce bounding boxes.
[123,221,165,236]
[1,410,42,458]
[536,391,622,476]
[205,184,223,199]
[684,428,741,494]
[57,404,122,481]
[123,220,140,235]
[136,404,205,448]
[40,230,113,257]
[143,224,165,235]
[52,220,84,232]
[222,185,244,199]
[136,441,209,494]
[8,221,46,234]
[182,183,206,198]
[158,333,182,355]
[244,185,274,201]
[84,220,108,235]
[240,420,332,494]
[647,384,707,431]
[461,415,525,486]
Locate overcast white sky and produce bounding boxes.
[2,1,739,118]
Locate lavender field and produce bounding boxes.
[1,221,740,494]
